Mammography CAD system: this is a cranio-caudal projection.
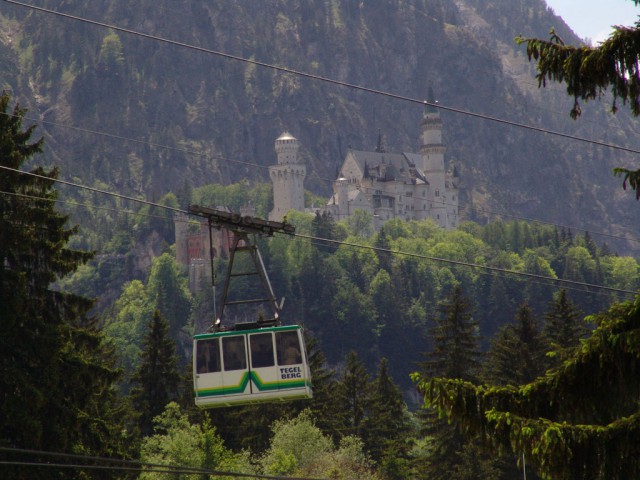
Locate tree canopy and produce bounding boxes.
[516,1,640,198]
[413,295,640,479]
[0,92,128,477]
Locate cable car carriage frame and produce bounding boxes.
[190,206,312,408]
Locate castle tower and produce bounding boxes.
[269,132,306,221]
[420,91,448,228]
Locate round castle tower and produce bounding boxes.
[269,132,306,221]
[419,97,448,228]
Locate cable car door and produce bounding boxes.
[248,332,278,397]
[194,337,223,406]
[276,329,307,392]
[221,335,249,398]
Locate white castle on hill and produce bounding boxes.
[269,102,459,230]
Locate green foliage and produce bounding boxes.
[414,295,640,479]
[0,92,129,474]
[192,182,272,218]
[483,303,549,386]
[517,24,640,198]
[103,279,153,374]
[260,410,380,480]
[130,310,181,437]
[140,402,252,479]
[261,410,333,475]
[147,252,193,346]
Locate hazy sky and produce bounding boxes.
[545,0,639,43]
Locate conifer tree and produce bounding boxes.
[414,296,640,479]
[482,303,548,479]
[483,303,548,387]
[130,309,181,437]
[0,92,128,476]
[301,334,342,438]
[336,351,372,438]
[147,253,192,351]
[544,289,586,357]
[363,358,414,479]
[415,285,485,480]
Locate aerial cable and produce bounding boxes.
[0,164,185,214]
[4,0,640,156]
[296,232,637,297]
[0,447,327,480]
[304,238,622,300]
[2,164,637,297]
[5,109,638,245]
[0,189,189,222]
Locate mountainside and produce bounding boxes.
[1,0,639,253]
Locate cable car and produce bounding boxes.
[193,323,312,408]
[188,206,312,408]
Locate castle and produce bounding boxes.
[269,103,459,230]
[176,103,459,294]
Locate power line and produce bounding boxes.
[0,447,327,480]
[3,161,637,298]
[296,232,637,298]
[9,110,639,247]
[0,164,184,214]
[4,0,640,156]
[0,189,181,221]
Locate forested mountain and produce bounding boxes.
[1,0,639,253]
[2,2,640,477]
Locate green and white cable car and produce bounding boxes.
[189,206,312,408]
[194,324,312,408]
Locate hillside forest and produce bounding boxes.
[3,90,640,478]
[3,0,640,478]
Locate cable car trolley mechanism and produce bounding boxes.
[189,205,312,408]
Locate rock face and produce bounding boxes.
[2,0,638,252]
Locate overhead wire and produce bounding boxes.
[0,446,326,480]
[1,1,638,245]
[297,233,637,298]
[1,163,636,298]
[8,109,639,247]
[4,0,640,156]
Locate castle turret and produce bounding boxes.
[420,90,447,228]
[269,132,306,221]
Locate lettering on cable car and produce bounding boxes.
[280,366,302,379]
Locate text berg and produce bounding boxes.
[280,366,302,379]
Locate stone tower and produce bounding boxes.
[269,132,306,221]
[420,93,448,228]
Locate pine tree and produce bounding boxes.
[0,92,128,476]
[484,303,548,387]
[130,309,181,437]
[147,253,192,350]
[363,358,414,479]
[416,296,640,479]
[544,289,586,358]
[301,333,342,439]
[481,303,549,480]
[421,285,481,381]
[415,285,484,480]
[336,351,372,438]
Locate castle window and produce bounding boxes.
[435,190,440,197]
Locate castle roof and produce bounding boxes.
[347,150,428,184]
[276,131,297,141]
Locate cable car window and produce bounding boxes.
[250,333,275,368]
[222,336,247,371]
[276,331,302,365]
[196,339,221,374]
